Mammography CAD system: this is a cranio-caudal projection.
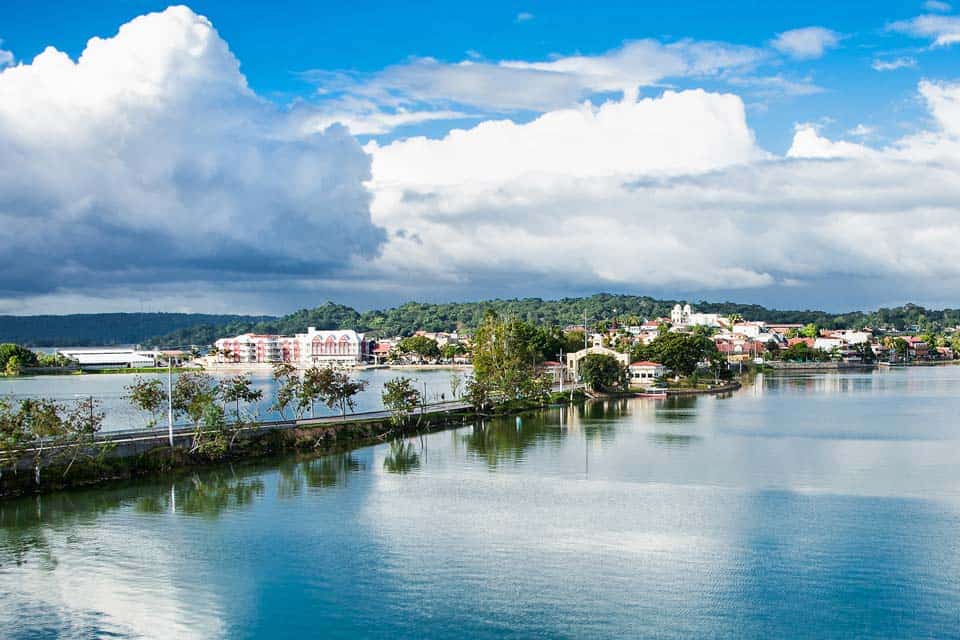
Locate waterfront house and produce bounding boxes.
[566,345,630,379]
[628,361,666,385]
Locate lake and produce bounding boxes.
[2,366,960,638]
[0,368,465,431]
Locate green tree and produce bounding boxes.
[302,367,369,419]
[124,377,168,428]
[4,355,23,376]
[0,344,39,372]
[470,311,543,405]
[396,336,441,362]
[271,363,302,419]
[171,372,226,454]
[579,353,628,392]
[440,343,466,360]
[647,333,715,377]
[382,377,422,427]
[219,374,263,422]
[171,372,219,427]
[893,337,910,361]
[563,330,587,354]
[800,323,819,338]
[449,371,463,399]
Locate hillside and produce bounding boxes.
[0,312,274,347]
[6,296,957,348]
[145,295,960,347]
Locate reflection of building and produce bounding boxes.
[215,327,369,366]
[565,345,630,379]
[628,361,666,384]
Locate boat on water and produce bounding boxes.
[636,387,668,398]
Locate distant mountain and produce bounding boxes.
[144,295,960,347]
[0,313,274,347]
[6,296,956,349]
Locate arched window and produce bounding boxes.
[339,335,351,355]
[325,335,336,355]
[312,337,322,356]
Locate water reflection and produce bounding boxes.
[3,368,960,639]
[383,440,420,474]
[463,412,563,467]
[134,472,266,518]
[654,395,699,423]
[648,432,702,448]
[277,453,364,496]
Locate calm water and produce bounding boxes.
[3,367,960,639]
[0,368,463,431]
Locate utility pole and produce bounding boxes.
[557,349,564,392]
[167,357,174,447]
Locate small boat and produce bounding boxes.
[637,387,668,398]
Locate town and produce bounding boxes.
[167,302,958,390]
[3,302,954,389]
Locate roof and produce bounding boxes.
[630,361,663,367]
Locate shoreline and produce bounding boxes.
[0,392,580,500]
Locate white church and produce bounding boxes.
[670,304,723,328]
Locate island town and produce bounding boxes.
[2,303,957,387]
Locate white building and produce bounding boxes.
[671,304,722,327]
[215,327,369,366]
[834,330,872,345]
[565,345,630,379]
[58,348,158,370]
[628,361,666,385]
[732,321,768,339]
[814,336,844,352]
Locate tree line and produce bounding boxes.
[142,295,960,348]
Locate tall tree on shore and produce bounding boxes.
[219,374,263,423]
[124,377,168,428]
[382,377,422,427]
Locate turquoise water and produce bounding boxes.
[2,367,960,638]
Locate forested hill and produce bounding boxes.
[0,313,273,347]
[144,295,960,347]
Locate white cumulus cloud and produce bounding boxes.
[299,38,773,136]
[359,81,960,305]
[0,6,384,304]
[0,40,12,68]
[924,1,952,13]
[888,14,960,46]
[871,56,917,71]
[770,27,842,59]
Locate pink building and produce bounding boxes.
[215,327,369,366]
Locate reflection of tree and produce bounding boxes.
[0,491,124,568]
[383,440,420,474]
[648,433,702,448]
[302,453,362,488]
[177,471,265,518]
[276,453,364,495]
[653,396,699,423]
[463,413,562,467]
[580,399,631,442]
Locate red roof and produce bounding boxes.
[630,361,662,367]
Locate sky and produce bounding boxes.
[1,1,960,314]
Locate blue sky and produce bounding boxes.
[1,2,960,314]
[3,0,950,150]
